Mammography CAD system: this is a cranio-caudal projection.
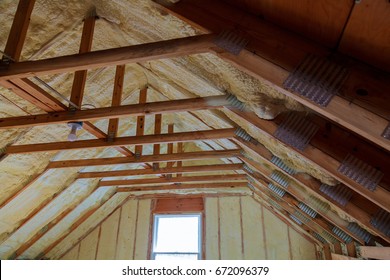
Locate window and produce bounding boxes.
[151,214,202,260]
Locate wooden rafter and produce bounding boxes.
[153,0,390,151]
[5,128,236,154]
[153,114,162,169]
[135,88,147,156]
[47,149,241,169]
[77,163,243,178]
[99,174,247,187]
[115,182,248,192]
[69,12,96,109]
[3,0,36,62]
[107,65,125,139]
[0,34,215,80]
[0,95,231,129]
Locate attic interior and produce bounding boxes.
[0,0,389,260]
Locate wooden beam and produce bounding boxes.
[3,0,36,61]
[135,88,147,156]
[360,246,390,260]
[0,95,230,129]
[77,163,243,178]
[69,13,96,108]
[153,114,162,169]
[48,149,241,169]
[166,124,175,177]
[100,174,247,187]
[5,128,235,154]
[176,142,183,177]
[0,34,216,80]
[154,0,390,151]
[107,65,125,139]
[116,182,248,192]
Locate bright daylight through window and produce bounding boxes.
[151,214,202,260]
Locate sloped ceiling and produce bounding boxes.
[0,0,389,259]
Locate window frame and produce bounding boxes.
[151,213,203,260]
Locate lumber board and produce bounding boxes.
[48,149,241,169]
[360,246,390,260]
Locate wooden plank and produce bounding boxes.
[107,65,125,139]
[154,0,390,151]
[346,242,357,258]
[339,0,390,72]
[96,208,120,260]
[69,14,96,108]
[78,227,99,260]
[166,124,174,172]
[153,114,162,169]
[323,244,332,260]
[60,243,79,260]
[78,163,243,178]
[11,78,67,112]
[6,128,236,154]
[0,34,216,80]
[177,142,183,177]
[100,174,247,187]
[116,182,248,193]
[134,199,152,260]
[205,197,220,260]
[48,149,241,169]
[360,246,390,260]
[135,88,148,156]
[219,196,243,259]
[3,0,36,61]
[0,95,230,129]
[115,199,138,260]
[241,196,266,259]
[154,197,204,213]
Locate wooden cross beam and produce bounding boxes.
[0,95,230,129]
[115,182,248,192]
[77,163,243,178]
[5,128,236,154]
[99,174,247,187]
[47,149,241,169]
[0,34,216,80]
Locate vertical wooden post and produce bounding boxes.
[134,88,147,156]
[69,11,96,109]
[107,65,125,139]
[166,124,174,178]
[153,114,162,170]
[177,142,183,177]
